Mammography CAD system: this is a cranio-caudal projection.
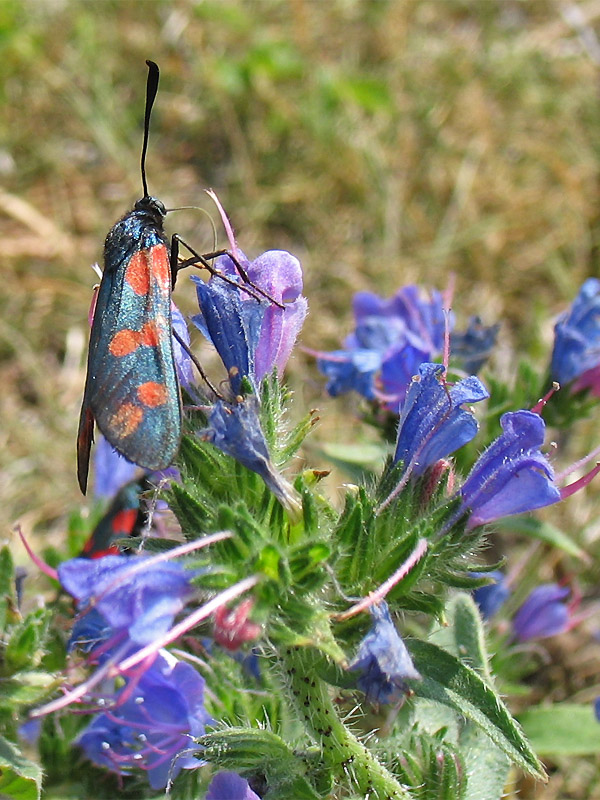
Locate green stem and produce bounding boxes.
[279,646,410,799]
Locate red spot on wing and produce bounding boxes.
[150,244,171,294]
[109,329,141,357]
[82,542,120,558]
[125,251,151,295]
[108,403,144,437]
[140,321,160,347]
[137,381,168,407]
[111,509,138,535]
[125,245,170,297]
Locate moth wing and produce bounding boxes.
[78,241,181,493]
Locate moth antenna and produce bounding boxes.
[141,60,160,199]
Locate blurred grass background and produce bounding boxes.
[3,1,600,795]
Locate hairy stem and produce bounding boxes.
[279,646,410,799]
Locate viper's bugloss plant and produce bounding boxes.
[9,201,600,800]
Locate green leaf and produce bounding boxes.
[199,728,320,800]
[0,672,58,711]
[5,622,40,673]
[460,726,510,800]
[494,517,586,559]
[437,594,493,683]
[0,546,15,597]
[517,704,600,756]
[407,639,545,780]
[0,735,42,800]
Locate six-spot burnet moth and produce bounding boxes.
[79,476,151,559]
[77,61,282,495]
[77,61,182,494]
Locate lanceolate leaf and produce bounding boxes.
[406,639,545,780]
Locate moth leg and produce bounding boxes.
[171,327,225,401]
[173,235,284,309]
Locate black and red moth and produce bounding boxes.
[77,61,180,494]
[79,477,150,558]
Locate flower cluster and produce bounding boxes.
[56,552,210,788]
[32,183,600,800]
[313,286,497,412]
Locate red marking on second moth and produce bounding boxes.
[137,381,168,407]
[111,509,138,534]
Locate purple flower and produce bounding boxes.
[316,348,382,400]
[77,652,211,789]
[206,771,261,800]
[315,286,449,411]
[171,303,195,393]
[512,584,572,642]
[201,396,299,515]
[348,601,420,705]
[94,435,138,499]
[451,316,499,374]
[393,363,489,478]
[59,555,196,650]
[594,697,600,722]
[472,571,510,619]
[192,277,262,395]
[191,250,306,392]
[552,278,600,393]
[459,410,561,528]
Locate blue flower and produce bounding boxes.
[472,571,510,619]
[551,278,600,391]
[459,410,561,528]
[348,601,420,705]
[191,250,306,393]
[451,316,499,374]
[59,555,196,651]
[171,303,195,393]
[315,286,448,411]
[512,584,571,642]
[93,435,137,500]
[192,277,262,395]
[77,652,211,789]
[316,348,382,400]
[206,771,261,800]
[594,697,600,723]
[201,397,300,515]
[393,363,489,478]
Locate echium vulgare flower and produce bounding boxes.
[189,195,305,514]
[458,408,600,528]
[512,584,573,642]
[206,771,261,800]
[314,286,446,412]
[472,571,510,619]
[191,189,307,392]
[348,601,420,705]
[77,650,212,789]
[393,363,489,479]
[59,553,197,661]
[551,278,600,395]
[459,410,561,528]
[312,286,497,413]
